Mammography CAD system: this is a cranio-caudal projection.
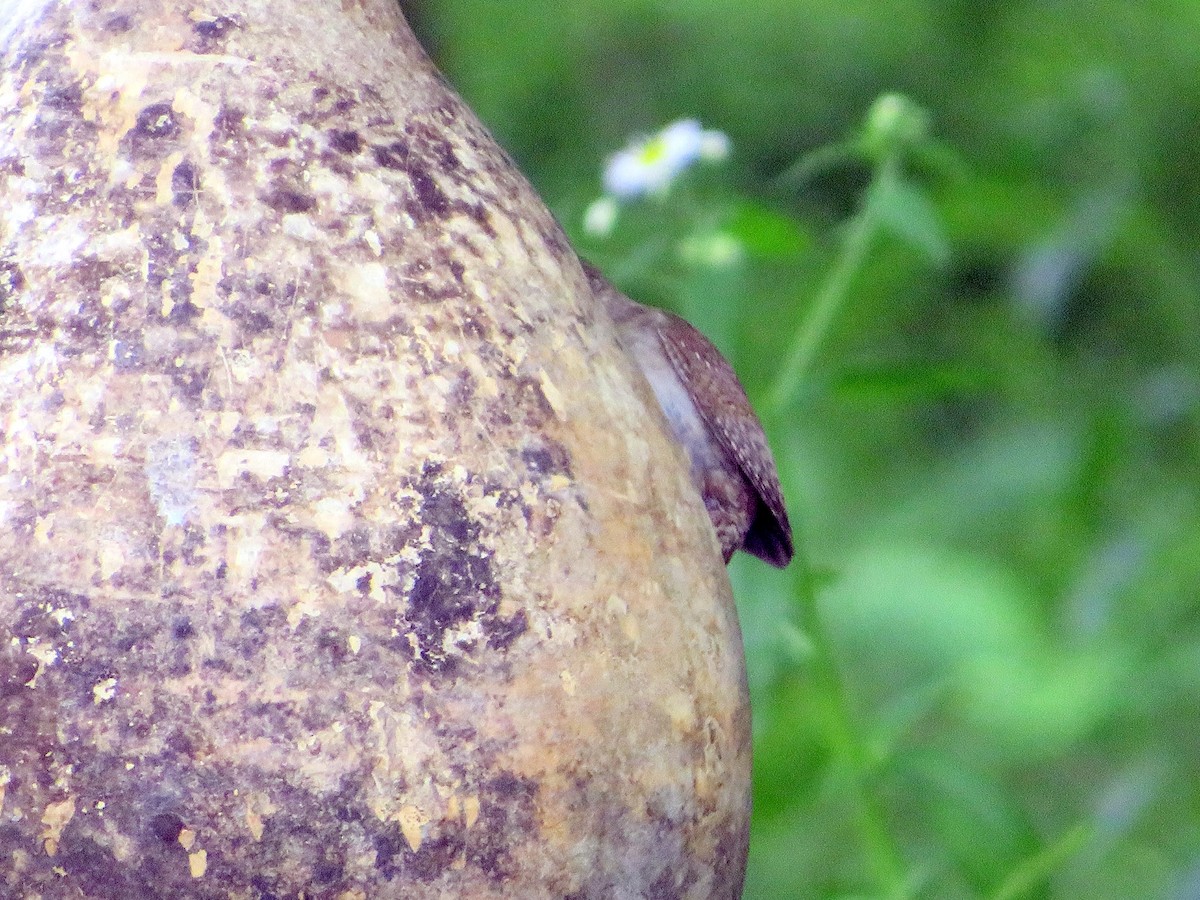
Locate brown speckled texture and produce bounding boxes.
[0,1,751,896]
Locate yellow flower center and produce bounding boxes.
[639,137,668,164]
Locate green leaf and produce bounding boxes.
[726,201,813,259]
[960,648,1130,759]
[898,751,1041,894]
[872,176,951,265]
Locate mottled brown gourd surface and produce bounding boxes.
[0,0,751,897]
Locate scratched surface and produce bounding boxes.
[0,0,750,896]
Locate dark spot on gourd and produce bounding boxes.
[264,187,317,214]
[315,627,349,665]
[0,644,39,697]
[372,139,410,170]
[166,299,201,326]
[43,82,82,113]
[521,439,573,479]
[484,610,527,651]
[134,103,179,140]
[465,200,497,237]
[328,128,362,155]
[171,617,195,640]
[0,259,27,305]
[29,77,87,142]
[372,828,407,878]
[230,304,274,336]
[193,16,238,40]
[147,812,185,843]
[312,857,344,884]
[169,363,209,403]
[413,833,468,882]
[213,105,245,140]
[408,552,481,646]
[180,525,207,565]
[369,768,535,888]
[392,470,525,676]
[410,164,449,217]
[170,161,200,207]
[469,772,537,879]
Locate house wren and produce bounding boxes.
[584,261,794,568]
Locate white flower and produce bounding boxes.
[583,195,619,236]
[602,118,731,199]
[698,129,731,162]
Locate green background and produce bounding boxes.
[405,2,1200,897]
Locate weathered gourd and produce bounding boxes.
[0,1,751,896]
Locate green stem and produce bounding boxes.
[989,822,1093,900]
[776,139,858,188]
[792,543,909,897]
[768,155,897,411]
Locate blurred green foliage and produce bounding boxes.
[407,1,1200,897]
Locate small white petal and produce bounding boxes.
[604,146,672,198]
[656,119,705,169]
[604,151,650,197]
[583,196,619,236]
[698,130,731,162]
